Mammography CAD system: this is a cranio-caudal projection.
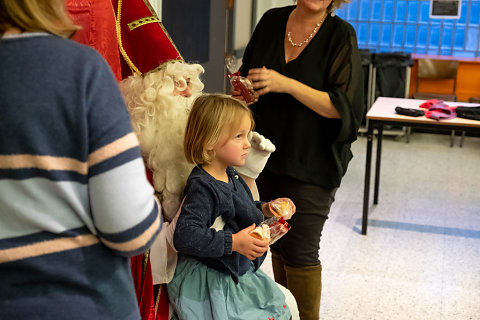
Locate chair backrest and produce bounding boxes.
[411,92,457,102]
[415,59,459,95]
[372,52,413,101]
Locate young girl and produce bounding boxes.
[167,94,294,319]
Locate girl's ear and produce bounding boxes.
[206,142,215,151]
[209,150,216,159]
[206,138,219,151]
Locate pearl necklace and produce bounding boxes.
[287,16,326,47]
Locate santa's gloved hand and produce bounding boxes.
[164,198,183,251]
[234,131,276,179]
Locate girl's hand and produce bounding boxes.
[247,67,292,96]
[261,202,274,218]
[262,198,296,219]
[275,197,296,214]
[232,224,269,260]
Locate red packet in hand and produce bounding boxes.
[231,76,257,103]
[225,54,258,103]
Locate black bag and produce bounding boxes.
[455,106,480,121]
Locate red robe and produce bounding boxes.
[67,0,122,81]
[67,1,170,319]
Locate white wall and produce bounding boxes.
[253,0,294,24]
[149,0,162,19]
[232,0,294,54]
[233,0,253,52]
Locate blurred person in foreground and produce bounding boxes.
[0,0,161,319]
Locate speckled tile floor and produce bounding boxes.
[261,132,480,320]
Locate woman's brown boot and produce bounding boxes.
[284,264,322,320]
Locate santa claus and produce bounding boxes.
[67,0,296,319]
[120,61,204,221]
[67,0,200,318]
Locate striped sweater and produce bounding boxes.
[0,33,161,319]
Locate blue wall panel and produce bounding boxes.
[470,3,480,25]
[383,1,394,21]
[338,0,480,57]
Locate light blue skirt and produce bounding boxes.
[167,256,291,320]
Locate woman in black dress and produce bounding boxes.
[234,0,364,319]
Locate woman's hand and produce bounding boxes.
[231,88,245,102]
[231,88,258,105]
[232,224,269,260]
[247,67,340,118]
[247,66,292,96]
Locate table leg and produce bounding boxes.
[362,122,374,235]
[373,125,383,204]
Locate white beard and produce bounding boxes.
[132,94,197,220]
[121,62,204,221]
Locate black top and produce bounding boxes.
[240,6,365,189]
[173,166,266,283]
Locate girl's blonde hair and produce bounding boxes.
[184,94,254,166]
[0,0,79,38]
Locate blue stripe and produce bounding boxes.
[0,227,92,250]
[0,168,87,183]
[98,204,159,243]
[88,146,142,177]
[106,207,161,257]
[115,230,161,257]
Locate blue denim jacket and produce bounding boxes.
[173,166,266,283]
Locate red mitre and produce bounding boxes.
[112,0,183,78]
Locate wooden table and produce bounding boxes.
[362,97,480,235]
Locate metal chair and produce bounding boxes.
[371,52,412,141]
[411,58,462,147]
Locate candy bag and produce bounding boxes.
[268,199,294,220]
[249,224,270,242]
[225,54,257,103]
[250,217,291,245]
[265,217,290,245]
